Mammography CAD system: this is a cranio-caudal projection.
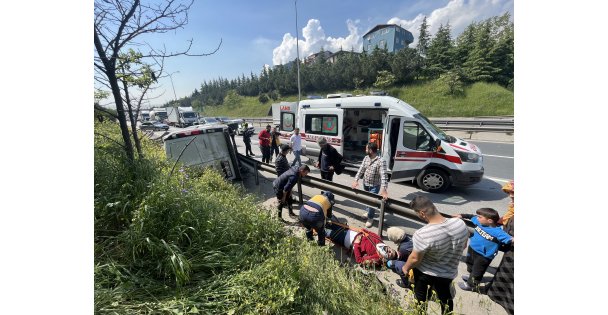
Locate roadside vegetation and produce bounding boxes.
[200,80,513,118]
[95,121,407,314]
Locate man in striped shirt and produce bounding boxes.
[401,195,468,314]
[351,142,389,228]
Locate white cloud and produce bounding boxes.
[388,0,514,46]
[272,19,362,65]
[271,0,513,64]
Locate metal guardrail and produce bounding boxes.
[237,153,475,236]
[238,117,514,133]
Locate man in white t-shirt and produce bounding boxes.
[289,127,302,166]
[402,195,468,314]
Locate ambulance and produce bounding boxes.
[273,95,484,192]
[163,124,241,180]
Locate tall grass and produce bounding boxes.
[94,121,410,314]
[203,80,513,118]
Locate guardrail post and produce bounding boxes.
[377,199,386,237]
[297,175,304,207]
[253,161,259,185]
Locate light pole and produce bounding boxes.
[168,71,179,105]
[295,0,301,103]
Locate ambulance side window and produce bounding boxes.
[281,113,294,132]
[403,121,431,151]
[305,114,338,136]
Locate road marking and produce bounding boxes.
[483,154,513,159]
[484,176,511,183]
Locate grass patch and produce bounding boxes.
[94,121,410,314]
[203,80,513,118]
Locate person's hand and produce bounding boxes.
[315,162,320,168]
[329,166,334,171]
[351,180,359,189]
[380,189,388,200]
[453,214,462,218]
[386,260,394,268]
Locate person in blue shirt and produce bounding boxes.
[454,208,514,292]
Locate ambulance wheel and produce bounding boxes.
[417,169,451,193]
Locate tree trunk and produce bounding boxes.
[107,65,135,162]
[122,78,143,158]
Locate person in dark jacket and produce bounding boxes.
[242,123,254,156]
[315,136,342,182]
[272,165,310,220]
[299,191,335,246]
[275,144,291,176]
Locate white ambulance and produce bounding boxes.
[163,124,241,180]
[273,95,484,192]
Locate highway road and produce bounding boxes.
[233,128,514,218]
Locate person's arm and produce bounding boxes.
[401,249,425,276]
[352,157,367,188]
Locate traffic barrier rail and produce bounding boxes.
[237,153,476,236]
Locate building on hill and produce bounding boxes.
[305,50,333,64]
[327,50,361,64]
[362,24,413,53]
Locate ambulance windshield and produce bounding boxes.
[414,114,452,143]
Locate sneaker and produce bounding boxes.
[365,219,373,228]
[458,281,472,291]
[396,279,409,289]
[461,274,470,282]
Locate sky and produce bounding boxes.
[126,0,514,107]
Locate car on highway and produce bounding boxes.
[139,121,170,131]
[198,117,220,125]
[237,121,255,135]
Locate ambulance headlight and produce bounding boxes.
[455,150,480,163]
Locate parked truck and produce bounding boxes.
[149,107,168,122]
[163,124,241,180]
[272,95,484,193]
[166,106,199,128]
[138,110,151,122]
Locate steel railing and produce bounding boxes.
[237,153,476,236]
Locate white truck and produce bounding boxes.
[149,107,168,122]
[138,110,151,122]
[163,124,241,180]
[272,95,484,192]
[167,106,199,128]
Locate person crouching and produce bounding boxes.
[299,191,335,246]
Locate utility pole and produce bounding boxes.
[295,0,301,103]
[168,71,179,106]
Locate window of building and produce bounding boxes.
[403,121,432,151]
[379,40,386,49]
[305,114,338,136]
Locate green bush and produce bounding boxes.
[258,93,269,104]
[95,121,412,314]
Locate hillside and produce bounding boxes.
[201,81,514,118]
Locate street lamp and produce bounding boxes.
[295,0,301,103]
[168,71,180,104]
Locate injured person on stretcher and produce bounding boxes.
[324,221,398,267]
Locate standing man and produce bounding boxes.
[258,124,272,164]
[242,123,254,156]
[272,165,310,220]
[270,126,281,161]
[290,127,302,166]
[351,142,389,228]
[275,144,291,176]
[401,196,468,315]
[315,136,342,182]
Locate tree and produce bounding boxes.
[426,23,455,77]
[373,70,396,90]
[462,21,498,82]
[94,0,221,161]
[417,16,431,57]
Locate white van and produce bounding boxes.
[273,95,483,192]
[163,125,241,180]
